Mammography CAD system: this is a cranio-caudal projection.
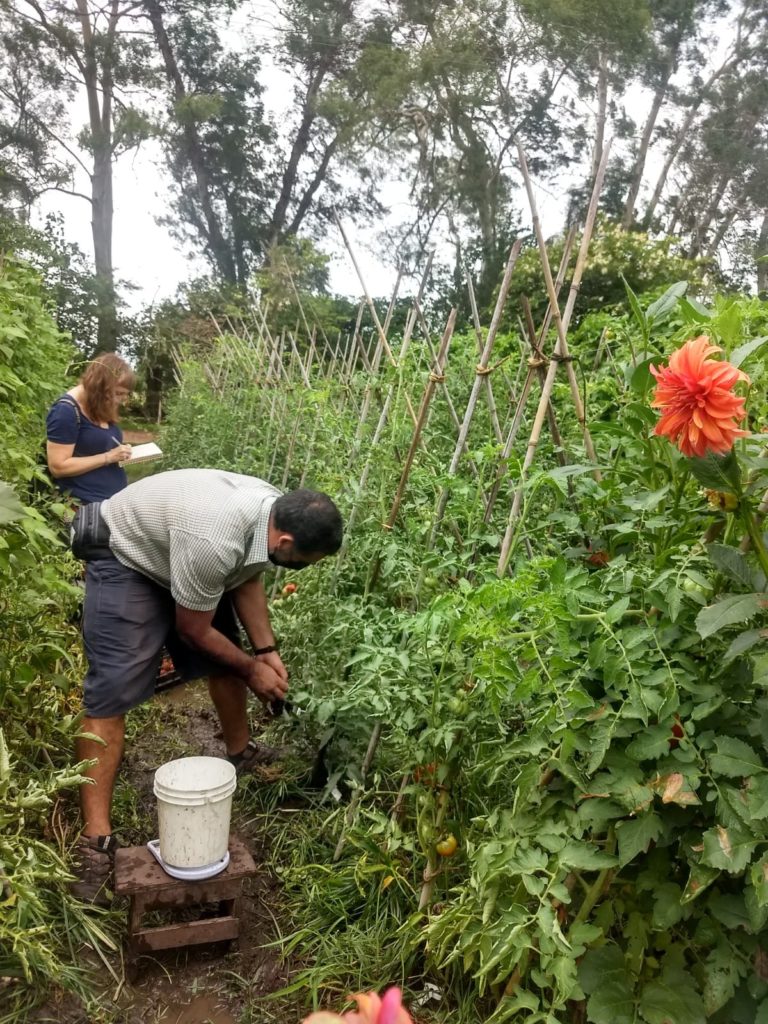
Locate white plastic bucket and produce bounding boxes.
[153,756,237,869]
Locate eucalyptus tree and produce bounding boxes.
[0,16,71,210]
[2,0,156,351]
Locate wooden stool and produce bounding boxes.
[115,835,257,971]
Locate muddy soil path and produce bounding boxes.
[111,685,299,1024]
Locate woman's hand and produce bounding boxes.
[106,444,132,465]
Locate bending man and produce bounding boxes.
[71,468,343,902]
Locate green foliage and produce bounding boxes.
[161,280,768,1022]
[254,237,358,336]
[501,220,703,328]
[0,255,115,1019]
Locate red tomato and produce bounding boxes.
[669,715,685,749]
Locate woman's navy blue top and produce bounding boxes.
[46,395,128,503]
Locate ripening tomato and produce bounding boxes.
[436,834,458,857]
[669,715,685,750]
[414,762,437,783]
[282,583,297,597]
[586,550,611,568]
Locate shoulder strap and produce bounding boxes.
[55,396,81,427]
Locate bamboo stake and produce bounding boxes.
[287,331,312,388]
[482,226,577,527]
[347,272,407,466]
[521,296,570,472]
[534,224,577,352]
[333,313,456,862]
[334,211,397,369]
[465,271,504,445]
[346,301,366,375]
[278,389,307,488]
[368,310,457,591]
[560,140,614,337]
[303,326,317,379]
[496,141,611,576]
[332,255,436,582]
[415,301,491,512]
[516,138,600,469]
[426,241,522,548]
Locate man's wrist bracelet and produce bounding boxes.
[253,644,277,655]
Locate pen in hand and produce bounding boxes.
[109,436,132,464]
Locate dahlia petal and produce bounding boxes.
[344,993,382,1023]
[698,418,726,443]
[380,989,413,1024]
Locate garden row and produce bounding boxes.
[158,255,768,1024]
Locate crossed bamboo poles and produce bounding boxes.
[183,142,611,862]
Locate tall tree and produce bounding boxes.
[640,0,755,228]
[618,0,724,229]
[147,0,274,284]
[3,0,153,350]
[0,17,72,211]
[672,68,768,260]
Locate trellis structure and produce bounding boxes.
[168,143,615,859]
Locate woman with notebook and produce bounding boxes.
[46,353,135,504]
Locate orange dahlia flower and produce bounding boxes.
[303,988,414,1024]
[650,336,750,457]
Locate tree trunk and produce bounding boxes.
[621,64,672,229]
[758,211,768,298]
[643,44,741,228]
[642,105,698,229]
[266,0,353,245]
[76,0,119,351]
[266,68,328,246]
[92,141,118,351]
[144,0,237,281]
[687,174,730,258]
[703,207,738,259]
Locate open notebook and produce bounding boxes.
[126,441,164,466]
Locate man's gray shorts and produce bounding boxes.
[82,556,241,718]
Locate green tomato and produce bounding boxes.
[447,695,468,716]
[681,578,710,600]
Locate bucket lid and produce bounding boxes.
[154,756,236,803]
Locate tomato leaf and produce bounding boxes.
[706,543,755,588]
[695,593,763,639]
[0,481,27,525]
[709,736,766,778]
[639,965,706,1024]
[701,825,757,873]
[724,628,768,665]
[586,980,635,1024]
[616,812,663,867]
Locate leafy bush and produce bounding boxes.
[162,279,768,1022]
[0,255,115,1020]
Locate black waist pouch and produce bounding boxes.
[71,502,112,561]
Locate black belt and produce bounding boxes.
[71,501,112,561]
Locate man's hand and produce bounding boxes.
[255,649,287,683]
[245,658,288,704]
